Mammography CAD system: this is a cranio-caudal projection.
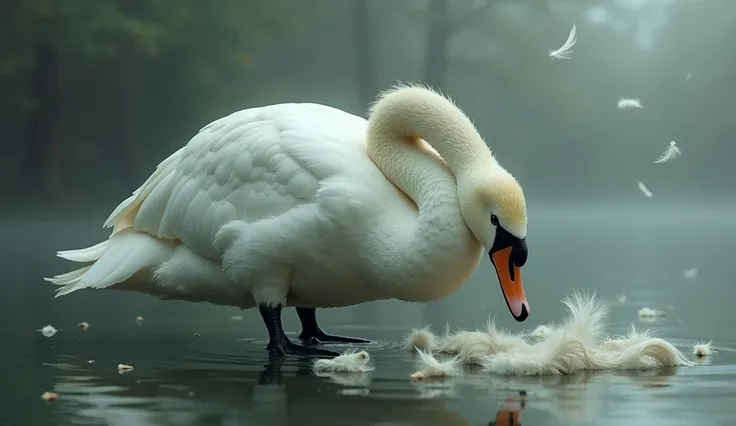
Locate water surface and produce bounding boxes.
[2,205,735,425]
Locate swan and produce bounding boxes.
[45,84,530,358]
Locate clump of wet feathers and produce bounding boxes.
[402,293,695,375]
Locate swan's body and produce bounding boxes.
[47,84,530,357]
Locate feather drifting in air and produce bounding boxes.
[654,141,681,164]
[637,181,653,198]
[549,25,577,60]
[683,267,699,280]
[617,98,643,109]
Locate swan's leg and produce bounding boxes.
[296,307,371,344]
[259,305,340,357]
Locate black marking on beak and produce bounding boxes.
[516,304,529,322]
[490,226,528,268]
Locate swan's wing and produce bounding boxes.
[104,103,373,260]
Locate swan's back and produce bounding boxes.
[104,103,394,261]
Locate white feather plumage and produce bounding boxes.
[637,181,653,198]
[654,141,681,164]
[549,25,577,60]
[45,85,527,317]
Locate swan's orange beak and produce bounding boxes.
[490,246,529,322]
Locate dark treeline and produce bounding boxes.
[2,0,735,215]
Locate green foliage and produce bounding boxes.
[0,0,305,198]
[0,0,300,87]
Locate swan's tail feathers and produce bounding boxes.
[103,147,184,234]
[56,240,110,263]
[46,231,174,298]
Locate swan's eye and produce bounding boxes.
[490,215,499,226]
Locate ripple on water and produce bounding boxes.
[30,324,736,426]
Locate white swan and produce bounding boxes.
[46,84,530,357]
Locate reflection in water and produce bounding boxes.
[41,348,699,426]
[486,367,680,423]
[48,353,475,426]
[489,390,528,426]
[7,207,736,425]
[489,370,607,422]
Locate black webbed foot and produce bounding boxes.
[299,330,371,345]
[259,304,340,358]
[296,307,371,345]
[267,338,340,358]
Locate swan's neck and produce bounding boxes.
[365,86,493,299]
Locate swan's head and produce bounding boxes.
[459,167,529,322]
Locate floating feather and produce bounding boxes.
[693,341,713,358]
[313,350,373,373]
[549,25,577,60]
[38,325,59,337]
[117,364,134,374]
[617,98,643,109]
[41,392,58,401]
[638,307,666,320]
[409,349,460,380]
[637,181,653,198]
[654,141,681,163]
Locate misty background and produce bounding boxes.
[2,0,735,342]
[2,1,736,424]
[2,0,734,216]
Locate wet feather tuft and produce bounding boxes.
[313,350,373,373]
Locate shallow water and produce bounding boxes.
[2,204,736,425]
